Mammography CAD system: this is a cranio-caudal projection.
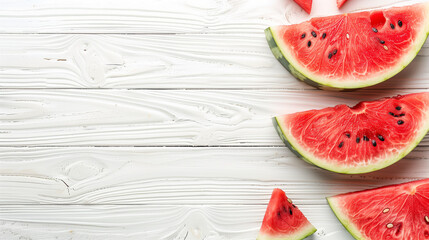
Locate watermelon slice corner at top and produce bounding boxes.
[293,0,312,14]
[265,2,429,90]
[327,179,429,240]
[273,92,429,174]
[337,0,347,9]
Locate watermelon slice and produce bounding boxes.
[258,188,316,240]
[293,0,312,14]
[327,179,429,239]
[273,92,429,174]
[265,2,429,90]
[337,0,347,9]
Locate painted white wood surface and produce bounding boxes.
[0,147,427,205]
[1,89,429,146]
[0,0,428,239]
[0,0,426,34]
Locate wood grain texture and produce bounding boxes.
[0,147,428,204]
[0,89,428,146]
[0,204,355,240]
[0,0,423,34]
[0,35,427,89]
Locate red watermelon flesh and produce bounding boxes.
[265,2,429,89]
[258,188,316,240]
[293,0,312,14]
[274,92,429,174]
[337,0,347,9]
[327,179,429,240]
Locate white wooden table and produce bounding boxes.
[0,0,428,239]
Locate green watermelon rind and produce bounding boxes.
[257,222,317,240]
[273,107,429,174]
[326,196,365,240]
[264,3,429,90]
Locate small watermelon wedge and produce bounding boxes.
[265,2,429,90]
[337,0,347,9]
[327,179,429,240]
[273,92,429,174]
[293,0,312,14]
[258,188,316,240]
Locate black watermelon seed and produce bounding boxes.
[333,49,337,55]
[345,133,351,138]
[378,135,385,141]
[356,137,360,143]
[372,28,378,33]
[289,208,293,215]
[301,33,306,38]
[398,20,403,27]
[398,120,404,125]
[390,23,395,29]
[363,136,369,141]
[308,41,312,47]
[322,33,327,39]
[400,113,405,117]
[311,31,317,37]
[396,106,402,110]
[282,206,288,213]
[372,140,377,147]
[328,52,333,59]
[389,112,395,116]
[380,40,385,44]
[339,142,344,148]
[292,204,296,208]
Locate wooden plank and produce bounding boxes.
[0,147,427,204]
[0,204,354,240]
[0,0,422,34]
[0,89,428,146]
[0,34,427,89]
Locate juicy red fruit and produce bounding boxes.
[293,0,312,14]
[274,92,429,173]
[328,179,429,239]
[258,189,316,240]
[337,0,347,9]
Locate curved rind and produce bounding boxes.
[265,3,429,90]
[273,111,429,174]
[326,197,364,240]
[257,223,317,240]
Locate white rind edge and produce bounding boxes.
[270,2,429,89]
[326,197,365,240]
[275,93,429,174]
[257,222,317,240]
